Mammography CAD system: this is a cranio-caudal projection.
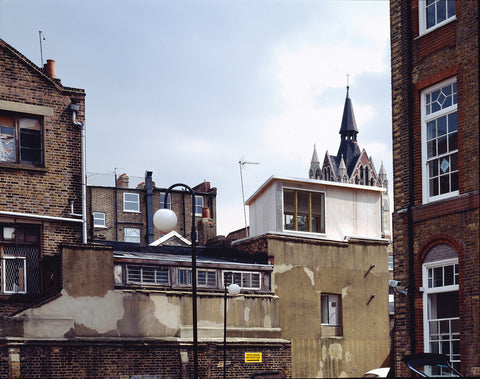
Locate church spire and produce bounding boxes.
[309,144,321,179]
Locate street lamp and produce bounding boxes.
[153,183,198,379]
[223,275,241,379]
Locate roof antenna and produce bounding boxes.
[39,31,45,66]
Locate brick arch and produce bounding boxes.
[419,234,463,262]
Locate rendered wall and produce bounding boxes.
[236,235,390,378]
[17,246,281,340]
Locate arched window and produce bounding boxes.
[422,244,460,370]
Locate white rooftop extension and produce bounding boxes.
[246,176,387,242]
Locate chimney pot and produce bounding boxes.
[45,59,56,78]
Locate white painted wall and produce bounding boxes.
[247,176,384,241]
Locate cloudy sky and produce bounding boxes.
[0,0,391,236]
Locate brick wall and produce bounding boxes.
[0,339,292,378]
[390,1,479,376]
[87,184,217,245]
[0,39,85,314]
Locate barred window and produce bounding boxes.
[127,266,169,285]
[223,271,261,290]
[1,225,40,295]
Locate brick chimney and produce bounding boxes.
[116,173,129,188]
[44,59,56,78]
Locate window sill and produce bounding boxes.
[0,162,47,172]
[416,17,457,39]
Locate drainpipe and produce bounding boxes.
[145,171,154,244]
[406,0,416,355]
[71,103,87,244]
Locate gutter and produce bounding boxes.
[0,211,83,224]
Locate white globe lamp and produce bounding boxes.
[153,208,177,233]
[227,283,241,296]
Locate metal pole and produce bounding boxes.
[164,183,198,379]
[223,282,228,379]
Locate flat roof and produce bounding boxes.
[246,175,385,205]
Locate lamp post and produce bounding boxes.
[153,183,198,379]
[223,275,240,379]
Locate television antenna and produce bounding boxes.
[39,31,45,66]
[239,159,259,237]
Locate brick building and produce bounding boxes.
[390,1,479,376]
[87,172,217,246]
[0,38,291,377]
[0,38,85,314]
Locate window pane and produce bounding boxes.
[197,270,206,286]
[0,123,16,162]
[437,115,447,136]
[437,136,447,155]
[297,191,309,214]
[437,0,446,23]
[448,132,458,151]
[19,118,42,164]
[440,174,450,194]
[297,215,307,231]
[156,269,169,285]
[427,140,437,158]
[427,121,436,139]
[447,0,455,17]
[450,172,459,192]
[430,177,439,197]
[143,268,155,283]
[284,214,294,230]
[444,265,454,286]
[283,189,295,213]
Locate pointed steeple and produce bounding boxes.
[336,86,361,177]
[378,161,388,189]
[339,86,359,138]
[309,144,321,179]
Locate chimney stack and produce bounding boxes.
[45,59,56,78]
[116,173,129,188]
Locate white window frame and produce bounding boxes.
[93,212,106,228]
[1,256,27,294]
[418,0,456,36]
[124,228,140,243]
[422,258,460,367]
[194,195,204,216]
[223,270,261,290]
[126,265,170,286]
[123,193,140,212]
[321,293,341,326]
[421,78,458,204]
[160,192,171,209]
[177,268,217,288]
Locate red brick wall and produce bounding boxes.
[390,0,479,376]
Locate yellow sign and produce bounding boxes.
[245,352,262,363]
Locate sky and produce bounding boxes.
[0,0,392,236]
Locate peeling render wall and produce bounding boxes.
[236,235,390,378]
[273,237,390,378]
[16,246,281,341]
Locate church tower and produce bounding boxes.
[309,86,391,237]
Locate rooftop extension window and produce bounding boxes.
[283,188,325,234]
